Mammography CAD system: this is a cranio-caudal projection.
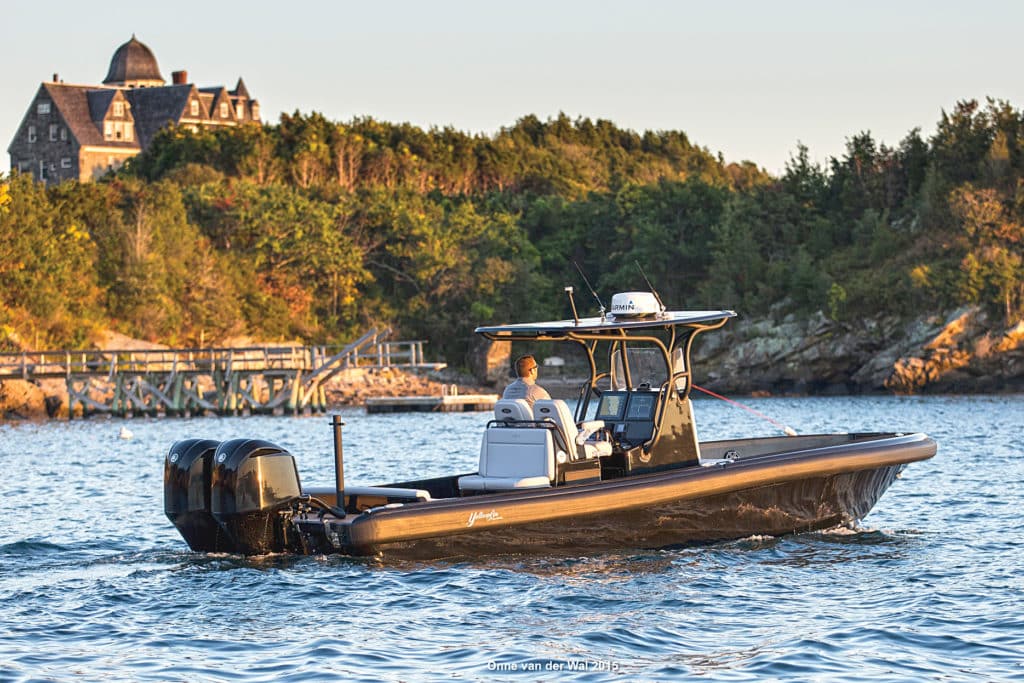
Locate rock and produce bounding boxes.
[696,305,1023,395]
[0,380,48,419]
[467,337,511,386]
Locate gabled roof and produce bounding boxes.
[86,89,117,126]
[233,78,250,99]
[200,87,237,122]
[41,82,137,149]
[124,84,193,147]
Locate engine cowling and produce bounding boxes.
[210,439,302,554]
[164,439,229,552]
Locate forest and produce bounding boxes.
[0,99,1021,364]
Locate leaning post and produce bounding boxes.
[331,414,346,516]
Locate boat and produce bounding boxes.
[164,291,937,559]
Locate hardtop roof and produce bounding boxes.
[475,310,736,338]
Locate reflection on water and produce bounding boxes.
[0,395,1022,681]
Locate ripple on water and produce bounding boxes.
[0,396,1022,681]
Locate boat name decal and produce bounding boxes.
[467,509,503,528]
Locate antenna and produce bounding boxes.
[634,261,666,312]
[573,261,606,320]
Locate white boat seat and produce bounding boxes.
[492,398,533,423]
[458,426,557,493]
[533,399,613,460]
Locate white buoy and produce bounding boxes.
[118,426,134,440]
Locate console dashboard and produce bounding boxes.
[594,391,658,450]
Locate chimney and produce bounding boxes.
[172,70,188,85]
[53,73,59,82]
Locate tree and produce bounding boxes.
[949,186,1023,322]
[0,173,103,348]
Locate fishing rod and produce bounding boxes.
[634,261,666,312]
[573,261,607,320]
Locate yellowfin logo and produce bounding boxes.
[467,509,502,527]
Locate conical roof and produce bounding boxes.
[103,35,164,86]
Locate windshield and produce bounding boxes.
[610,346,686,391]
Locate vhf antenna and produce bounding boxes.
[634,261,666,313]
[573,261,606,320]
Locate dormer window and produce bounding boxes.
[219,102,229,118]
[37,102,51,115]
[236,104,244,119]
[114,101,124,116]
[190,100,199,117]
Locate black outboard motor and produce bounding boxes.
[211,439,302,554]
[164,439,230,553]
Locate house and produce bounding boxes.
[7,35,260,185]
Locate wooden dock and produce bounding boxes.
[365,394,499,414]
[0,329,447,418]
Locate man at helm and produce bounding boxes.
[502,354,551,407]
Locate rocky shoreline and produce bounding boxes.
[695,305,1024,395]
[1,305,1021,421]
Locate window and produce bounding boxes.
[125,125,134,142]
[61,158,71,169]
[236,104,244,119]
[219,102,228,118]
[252,104,260,120]
[28,125,36,143]
[114,122,123,140]
[104,121,113,139]
[60,127,67,141]
[39,160,47,180]
[113,101,124,116]
[37,102,51,115]
[190,100,199,116]
[50,124,59,141]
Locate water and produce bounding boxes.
[0,395,1022,682]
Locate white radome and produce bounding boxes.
[609,292,662,317]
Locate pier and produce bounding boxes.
[0,329,445,417]
[365,388,499,414]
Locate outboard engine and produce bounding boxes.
[164,439,228,552]
[210,439,302,554]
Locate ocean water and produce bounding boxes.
[0,394,1021,682]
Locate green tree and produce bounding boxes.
[0,173,102,348]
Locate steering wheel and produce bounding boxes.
[590,372,610,397]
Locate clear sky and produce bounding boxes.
[2,0,1022,175]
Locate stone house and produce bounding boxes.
[7,35,260,185]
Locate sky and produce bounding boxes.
[2,0,1022,175]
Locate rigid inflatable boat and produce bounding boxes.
[164,293,936,559]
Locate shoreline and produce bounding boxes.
[3,367,1022,424]
[0,367,494,422]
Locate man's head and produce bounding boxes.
[515,354,539,379]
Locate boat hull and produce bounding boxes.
[286,432,934,559]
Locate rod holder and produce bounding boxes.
[565,286,579,325]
